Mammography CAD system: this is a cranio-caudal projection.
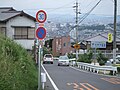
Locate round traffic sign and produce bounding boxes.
[36,10,47,23]
[36,27,46,40]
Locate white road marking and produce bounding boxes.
[41,64,59,90]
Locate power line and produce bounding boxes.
[66,0,102,39]
[81,0,97,12]
[78,0,102,24]
[23,0,75,12]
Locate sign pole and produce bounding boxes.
[38,44,41,90]
[36,10,47,90]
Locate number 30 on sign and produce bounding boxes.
[36,10,47,23]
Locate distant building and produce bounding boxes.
[52,36,73,56]
[85,32,120,50]
[85,32,120,58]
[0,7,36,50]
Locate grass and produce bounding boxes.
[0,34,38,90]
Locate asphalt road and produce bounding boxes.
[42,61,120,90]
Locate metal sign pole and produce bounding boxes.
[36,10,47,90]
[38,44,41,90]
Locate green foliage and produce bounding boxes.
[117,67,120,73]
[0,35,38,90]
[78,52,93,63]
[97,53,108,65]
[43,47,52,56]
[67,53,76,59]
[44,39,53,49]
[113,64,120,73]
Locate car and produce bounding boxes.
[58,55,69,66]
[43,54,53,64]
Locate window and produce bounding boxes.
[63,43,66,47]
[0,27,6,36]
[14,27,35,39]
[28,28,35,39]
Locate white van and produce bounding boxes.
[43,54,53,64]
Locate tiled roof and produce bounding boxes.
[0,7,16,12]
[85,32,120,42]
[0,7,35,22]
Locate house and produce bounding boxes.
[0,7,36,50]
[84,32,120,58]
[85,32,120,50]
[52,36,73,56]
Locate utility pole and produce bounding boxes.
[113,0,117,64]
[73,0,80,61]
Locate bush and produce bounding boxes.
[78,52,93,63]
[67,53,76,59]
[117,67,120,73]
[0,35,38,90]
[97,53,108,65]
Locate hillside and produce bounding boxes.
[0,34,38,90]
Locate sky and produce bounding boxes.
[0,0,120,16]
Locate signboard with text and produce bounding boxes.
[108,33,113,43]
[91,41,106,48]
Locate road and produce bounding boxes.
[42,60,120,90]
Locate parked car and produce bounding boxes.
[58,55,69,66]
[43,54,53,64]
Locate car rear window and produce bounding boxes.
[59,56,68,60]
[45,54,52,58]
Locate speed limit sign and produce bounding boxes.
[36,10,47,23]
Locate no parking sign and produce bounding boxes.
[36,27,46,40]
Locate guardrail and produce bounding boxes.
[76,62,117,75]
[69,59,117,75]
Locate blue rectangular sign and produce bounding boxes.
[91,41,106,48]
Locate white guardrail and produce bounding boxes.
[69,59,117,75]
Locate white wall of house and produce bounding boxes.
[6,15,35,50]
[15,40,34,50]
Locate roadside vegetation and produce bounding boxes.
[78,52,93,63]
[0,34,38,90]
[68,49,108,65]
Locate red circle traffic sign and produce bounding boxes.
[36,27,46,40]
[36,10,47,23]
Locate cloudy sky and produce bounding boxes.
[0,0,120,16]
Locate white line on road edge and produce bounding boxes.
[41,64,59,90]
